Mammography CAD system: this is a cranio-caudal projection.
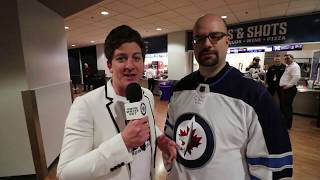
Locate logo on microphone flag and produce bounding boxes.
[140,102,146,115]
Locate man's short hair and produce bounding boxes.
[285,54,294,59]
[104,25,145,64]
[253,56,260,61]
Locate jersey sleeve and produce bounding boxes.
[246,89,293,180]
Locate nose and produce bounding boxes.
[125,58,135,70]
[202,36,214,47]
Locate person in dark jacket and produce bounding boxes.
[266,55,286,98]
[83,63,92,91]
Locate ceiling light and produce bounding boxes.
[71,44,76,47]
[101,11,109,15]
[64,26,69,30]
[221,16,227,19]
[90,41,95,43]
[156,28,162,31]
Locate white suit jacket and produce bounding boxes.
[57,80,161,180]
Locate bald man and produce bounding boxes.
[163,14,293,180]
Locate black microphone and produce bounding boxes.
[124,83,147,120]
[125,83,148,151]
[126,83,142,103]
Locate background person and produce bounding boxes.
[245,56,261,71]
[266,55,286,98]
[83,62,92,91]
[164,14,292,180]
[145,67,156,93]
[245,56,265,83]
[279,54,301,129]
[57,25,176,180]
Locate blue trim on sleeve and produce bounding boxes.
[247,154,293,169]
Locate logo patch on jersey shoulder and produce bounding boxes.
[174,113,215,169]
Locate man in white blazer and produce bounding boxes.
[57,25,176,180]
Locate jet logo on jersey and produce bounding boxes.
[174,113,215,169]
[178,116,202,157]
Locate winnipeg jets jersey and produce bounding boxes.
[164,64,292,180]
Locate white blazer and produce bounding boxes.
[57,80,161,180]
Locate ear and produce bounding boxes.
[225,36,230,45]
[107,61,113,73]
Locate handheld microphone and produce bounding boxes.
[125,83,149,151]
[124,83,147,120]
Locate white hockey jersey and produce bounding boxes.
[164,63,292,180]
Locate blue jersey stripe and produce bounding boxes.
[247,154,293,169]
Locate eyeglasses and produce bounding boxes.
[193,32,228,44]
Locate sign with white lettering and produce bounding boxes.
[228,21,287,46]
[186,13,320,48]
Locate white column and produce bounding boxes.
[168,31,191,80]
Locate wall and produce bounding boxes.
[303,43,320,51]
[0,0,34,176]
[0,0,72,177]
[168,31,190,80]
[18,0,70,88]
[96,43,111,77]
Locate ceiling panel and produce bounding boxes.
[195,0,227,11]
[289,0,320,8]
[205,6,232,15]
[258,0,289,6]
[159,0,193,9]
[120,0,157,8]
[124,9,151,18]
[224,0,249,4]
[63,0,319,48]
[260,2,290,13]
[154,11,182,19]
[143,2,170,14]
[235,9,261,22]
[174,4,203,14]
[286,6,317,15]
[229,0,259,13]
[101,1,134,13]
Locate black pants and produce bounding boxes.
[279,86,297,129]
[148,78,155,93]
[84,77,91,91]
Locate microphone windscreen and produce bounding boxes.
[125,83,142,102]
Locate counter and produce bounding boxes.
[294,87,320,127]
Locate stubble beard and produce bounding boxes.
[197,55,219,67]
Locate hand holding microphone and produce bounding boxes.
[121,118,150,149]
[121,83,150,149]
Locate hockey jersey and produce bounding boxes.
[164,63,292,180]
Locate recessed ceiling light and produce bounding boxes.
[64,26,69,30]
[101,11,109,15]
[90,41,95,43]
[156,28,162,31]
[71,44,76,47]
[221,15,227,19]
